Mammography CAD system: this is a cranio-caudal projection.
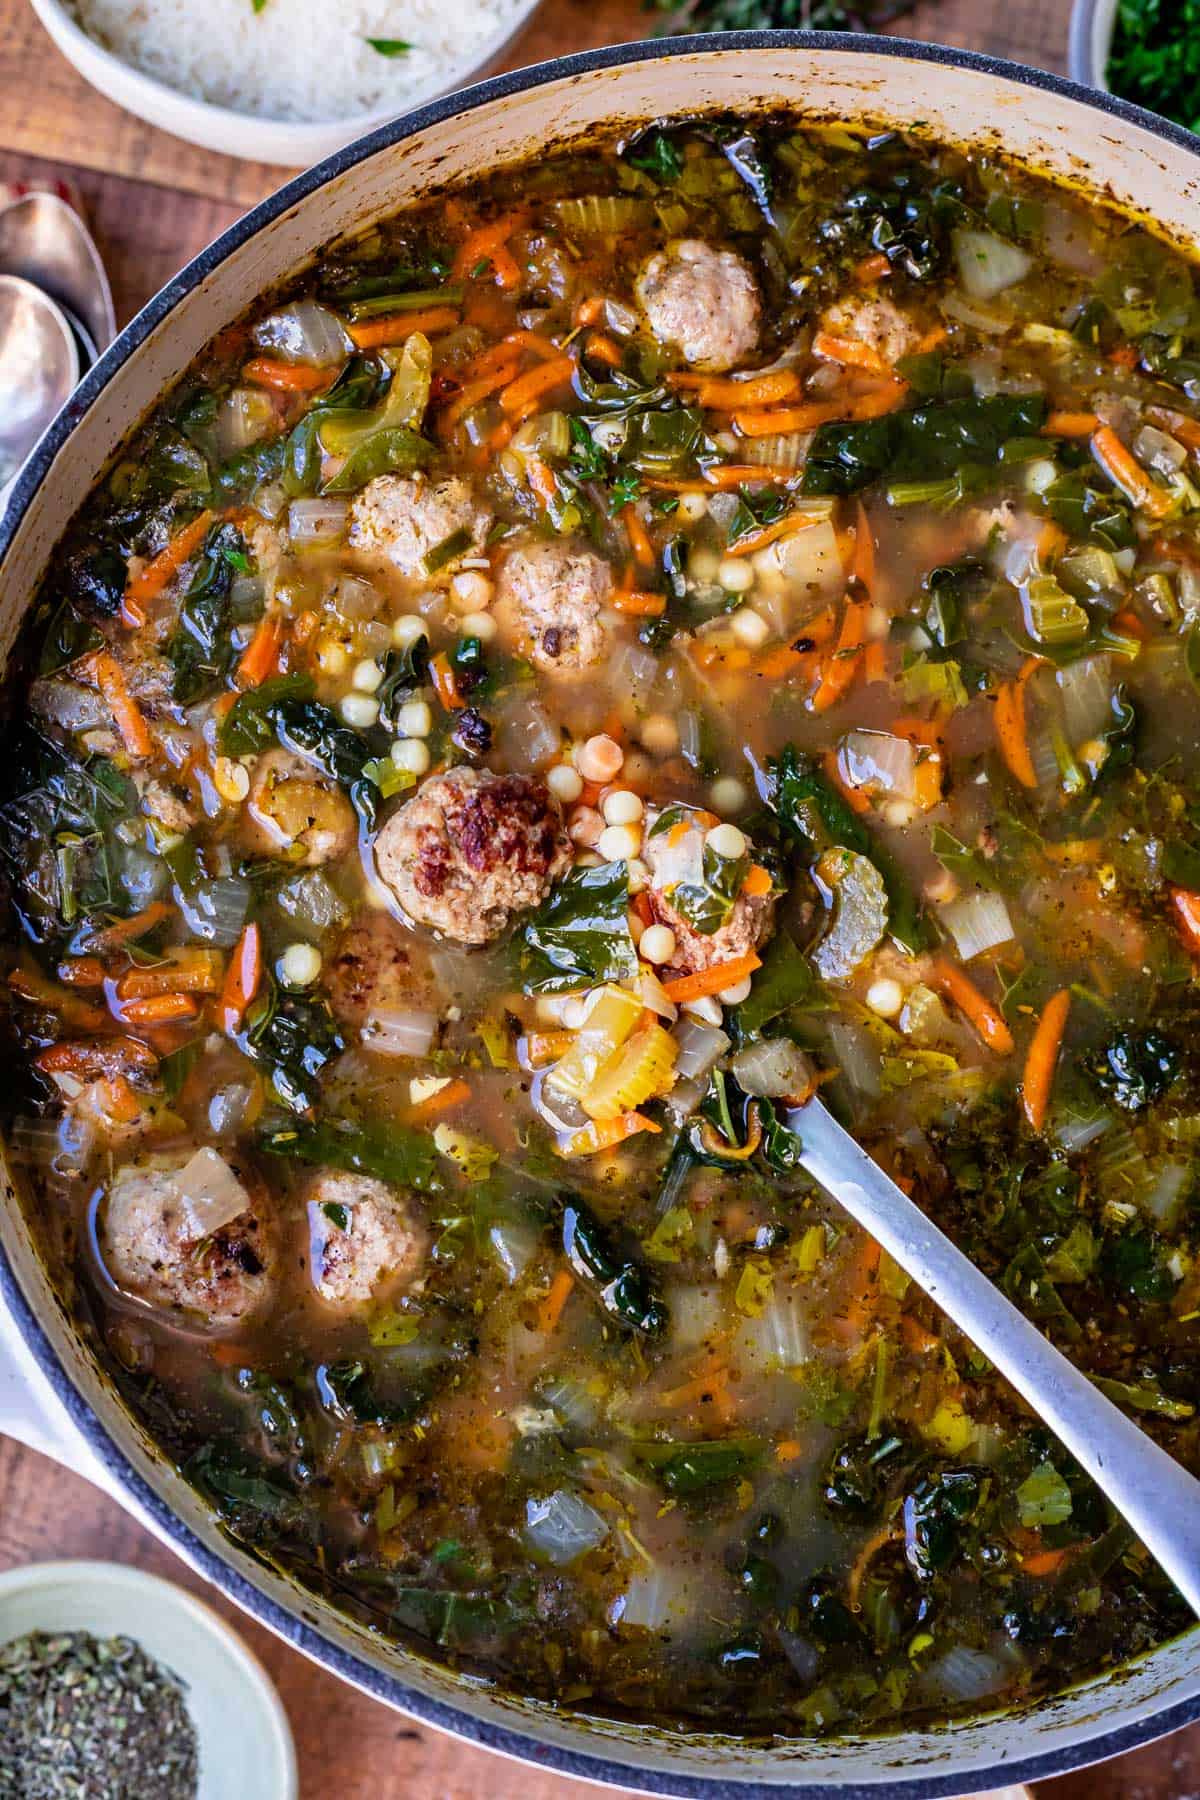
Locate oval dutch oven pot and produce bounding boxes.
[2,34,1200,1798]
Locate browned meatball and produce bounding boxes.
[642,810,775,977]
[494,537,614,675]
[306,1169,426,1310]
[635,240,760,372]
[819,295,921,366]
[325,910,434,1034]
[101,1146,274,1327]
[348,474,492,580]
[374,767,571,945]
[243,747,357,867]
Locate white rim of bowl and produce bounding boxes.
[28,0,544,160]
[0,1558,298,1798]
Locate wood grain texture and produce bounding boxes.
[0,0,1192,1794]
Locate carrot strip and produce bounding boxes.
[56,956,107,988]
[583,331,622,368]
[241,358,331,393]
[536,1268,576,1335]
[1022,988,1071,1132]
[846,378,910,419]
[1037,520,1069,565]
[83,902,173,951]
[348,307,460,349]
[848,1524,903,1613]
[662,950,762,1004]
[10,968,109,1031]
[824,747,873,816]
[574,296,606,328]
[439,357,522,432]
[697,369,803,410]
[610,590,666,617]
[117,950,225,1000]
[1109,343,1140,371]
[863,640,887,684]
[1022,1547,1070,1577]
[811,598,870,713]
[559,1112,662,1157]
[1091,424,1173,519]
[35,1037,158,1081]
[621,503,655,568]
[743,864,773,898]
[430,651,465,712]
[123,510,215,625]
[1043,410,1100,438]
[120,993,199,1026]
[993,658,1041,791]
[409,1076,471,1119]
[775,1438,804,1464]
[1111,605,1149,642]
[734,400,843,437]
[451,211,528,286]
[852,498,875,595]
[220,922,261,1036]
[523,1029,577,1068]
[1171,887,1200,955]
[1147,404,1200,451]
[854,252,892,285]
[235,613,284,689]
[76,651,153,761]
[812,330,891,375]
[726,512,824,558]
[499,353,576,420]
[930,957,1015,1056]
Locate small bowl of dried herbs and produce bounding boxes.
[0,1560,296,1798]
[1069,0,1200,131]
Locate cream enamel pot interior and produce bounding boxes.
[2,35,1200,1798]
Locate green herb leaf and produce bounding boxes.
[366,36,412,54]
[1016,1461,1073,1529]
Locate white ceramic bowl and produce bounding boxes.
[0,1560,297,1799]
[27,0,544,166]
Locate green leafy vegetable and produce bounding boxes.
[518,862,638,994]
[1016,1462,1073,1529]
[634,1438,762,1495]
[802,393,1047,498]
[260,1116,443,1193]
[562,1197,668,1336]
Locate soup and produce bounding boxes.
[4,115,1200,1736]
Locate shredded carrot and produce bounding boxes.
[122,510,215,625]
[536,1267,576,1335]
[523,1029,577,1068]
[1109,343,1140,372]
[220,921,261,1037]
[499,353,576,421]
[845,377,909,419]
[854,251,892,285]
[696,369,803,410]
[726,511,823,559]
[76,651,153,761]
[1147,404,1200,451]
[430,651,465,712]
[1022,1547,1070,1577]
[812,329,891,375]
[10,967,109,1031]
[1111,605,1149,643]
[1091,424,1173,519]
[1037,520,1069,565]
[242,357,331,393]
[621,503,654,568]
[574,295,606,327]
[848,1524,903,1613]
[662,950,762,1005]
[409,1076,471,1120]
[1171,887,1200,955]
[117,949,225,1000]
[235,613,284,688]
[56,956,107,988]
[775,1437,804,1464]
[811,598,870,713]
[583,331,622,368]
[559,1112,662,1157]
[525,458,560,511]
[743,864,773,898]
[451,211,527,288]
[1043,410,1100,438]
[930,957,1015,1055]
[863,640,887,685]
[993,658,1041,791]
[610,590,666,617]
[348,307,460,349]
[733,400,844,437]
[824,746,873,816]
[35,1037,158,1082]
[852,498,875,595]
[120,993,199,1026]
[900,1314,942,1355]
[1021,987,1071,1133]
[83,902,172,951]
[914,325,948,354]
[439,356,522,433]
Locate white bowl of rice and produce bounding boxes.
[29,0,544,167]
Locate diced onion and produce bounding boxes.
[174,1148,250,1238]
[1133,424,1187,476]
[495,698,562,769]
[604,297,639,337]
[663,1075,705,1119]
[1058,655,1114,746]
[665,1283,723,1351]
[216,386,276,459]
[672,1017,730,1081]
[1143,1160,1190,1229]
[772,518,841,593]
[952,228,1033,299]
[1051,1106,1112,1155]
[638,968,678,1022]
[489,1220,540,1284]
[361,1006,438,1058]
[940,290,1013,335]
[524,1489,608,1564]
[731,1038,811,1099]
[207,1083,255,1137]
[939,891,1015,960]
[328,574,380,620]
[922,1646,1010,1705]
[275,869,350,941]
[611,642,661,706]
[288,498,349,546]
[614,1565,696,1632]
[178,877,252,948]
[677,710,703,769]
[840,729,916,802]
[827,1019,881,1098]
[253,300,351,367]
[735,1290,808,1372]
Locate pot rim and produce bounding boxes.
[3,31,1200,1795]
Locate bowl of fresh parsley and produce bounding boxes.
[1070,0,1200,131]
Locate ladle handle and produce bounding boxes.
[792,1095,1200,1618]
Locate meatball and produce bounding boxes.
[325,910,433,1035]
[243,747,357,867]
[642,810,775,977]
[348,474,492,581]
[635,240,760,373]
[306,1169,426,1309]
[374,767,571,945]
[819,296,920,367]
[101,1146,274,1327]
[495,537,614,675]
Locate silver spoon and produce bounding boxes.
[788,1093,1200,1617]
[0,193,116,356]
[0,274,79,495]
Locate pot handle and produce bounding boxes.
[0,1302,122,1498]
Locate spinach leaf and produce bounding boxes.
[260,1115,443,1193]
[1094,1375,1195,1419]
[732,930,817,1038]
[0,742,143,940]
[1044,471,1135,551]
[903,1468,983,1577]
[634,1438,763,1495]
[238,983,345,1113]
[518,861,638,994]
[187,1442,308,1533]
[1016,1461,1073,1528]
[929,825,999,891]
[1002,1244,1082,1339]
[802,393,1047,497]
[1089,1028,1180,1112]
[625,130,684,184]
[389,1583,533,1649]
[1101,1227,1173,1301]
[165,522,256,703]
[219,673,316,755]
[323,426,434,495]
[562,1196,668,1336]
[37,599,102,674]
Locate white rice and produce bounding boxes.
[67,0,528,123]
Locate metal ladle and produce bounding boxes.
[0,192,116,354]
[790,1093,1200,1616]
[0,274,79,496]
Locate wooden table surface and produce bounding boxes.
[0,0,1195,1794]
